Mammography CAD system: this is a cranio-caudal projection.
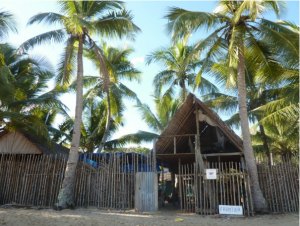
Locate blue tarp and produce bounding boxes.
[79,152,162,172]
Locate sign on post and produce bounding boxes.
[205,169,217,179]
[219,205,243,215]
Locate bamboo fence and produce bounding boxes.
[0,154,66,207]
[178,161,253,216]
[0,152,156,209]
[257,157,299,213]
[0,153,298,214]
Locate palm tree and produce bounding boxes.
[0,10,17,41]
[202,32,298,166]
[62,44,141,152]
[0,43,65,140]
[165,0,287,211]
[56,100,122,153]
[254,21,299,126]
[146,40,218,102]
[251,118,298,162]
[84,43,141,152]
[19,1,139,208]
[107,94,180,148]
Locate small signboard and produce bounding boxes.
[219,205,243,215]
[205,169,217,180]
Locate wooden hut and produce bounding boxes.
[0,130,68,155]
[155,93,243,171]
[155,94,253,215]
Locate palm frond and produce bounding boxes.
[165,7,221,40]
[27,12,65,26]
[18,29,66,53]
[93,9,140,40]
[0,10,17,39]
[105,130,159,149]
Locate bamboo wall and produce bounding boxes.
[257,158,299,213]
[178,161,253,216]
[0,153,298,214]
[0,154,66,207]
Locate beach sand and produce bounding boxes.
[0,207,298,226]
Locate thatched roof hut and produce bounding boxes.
[155,93,243,172]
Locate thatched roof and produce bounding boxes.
[0,130,69,155]
[155,94,243,158]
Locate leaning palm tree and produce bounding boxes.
[202,32,298,167]
[83,43,141,152]
[19,1,139,208]
[146,40,218,102]
[65,43,141,152]
[165,0,287,211]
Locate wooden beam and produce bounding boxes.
[156,152,243,157]
[203,152,243,157]
[195,107,205,173]
[173,137,176,154]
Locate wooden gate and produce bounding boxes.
[178,161,253,216]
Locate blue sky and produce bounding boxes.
[3,0,300,147]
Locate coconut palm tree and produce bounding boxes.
[0,43,65,140]
[106,94,181,148]
[202,29,298,166]
[146,40,218,102]
[61,44,141,152]
[0,10,17,41]
[19,1,139,208]
[165,0,287,211]
[254,21,299,126]
[251,118,298,162]
[83,43,141,152]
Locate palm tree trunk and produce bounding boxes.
[98,86,111,152]
[258,124,273,167]
[56,35,84,209]
[88,41,112,153]
[237,44,268,212]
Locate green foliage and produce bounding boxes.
[147,40,218,101]
[0,10,17,40]
[0,43,66,141]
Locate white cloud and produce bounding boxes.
[130,56,145,66]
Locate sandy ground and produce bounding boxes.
[0,207,298,226]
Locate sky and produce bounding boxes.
[2,0,300,148]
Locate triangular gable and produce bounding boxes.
[0,131,42,154]
[155,93,243,154]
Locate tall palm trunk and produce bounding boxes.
[237,43,268,212]
[89,41,111,152]
[181,81,187,101]
[258,124,273,167]
[56,35,84,209]
[98,84,111,152]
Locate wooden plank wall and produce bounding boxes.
[257,157,299,213]
[0,152,156,210]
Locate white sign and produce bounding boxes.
[219,205,243,215]
[205,169,217,180]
